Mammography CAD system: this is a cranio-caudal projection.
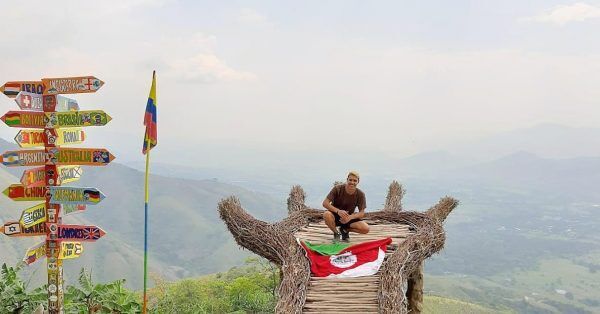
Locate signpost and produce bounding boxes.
[0,75,110,313]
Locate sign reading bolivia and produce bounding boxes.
[1,110,111,128]
[14,92,79,112]
[21,165,82,187]
[49,187,105,205]
[42,76,104,95]
[0,81,44,98]
[1,220,46,237]
[0,147,115,167]
[23,242,47,265]
[20,203,47,228]
[15,128,85,148]
[59,242,83,259]
[51,224,105,242]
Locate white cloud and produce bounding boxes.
[523,2,600,25]
[167,53,257,83]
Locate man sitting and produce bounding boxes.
[322,171,370,242]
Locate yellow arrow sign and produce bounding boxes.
[59,241,83,259]
[23,242,46,265]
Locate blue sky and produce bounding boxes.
[0,1,599,164]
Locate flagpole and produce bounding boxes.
[142,135,151,314]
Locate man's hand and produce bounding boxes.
[338,210,350,223]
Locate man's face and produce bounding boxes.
[346,175,359,188]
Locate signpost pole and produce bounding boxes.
[44,95,63,314]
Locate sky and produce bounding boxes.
[0,0,599,166]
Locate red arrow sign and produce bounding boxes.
[0,81,44,98]
[42,76,104,95]
[48,224,106,242]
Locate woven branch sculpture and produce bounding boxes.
[218,180,458,313]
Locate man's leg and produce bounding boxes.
[323,211,338,233]
[348,221,370,234]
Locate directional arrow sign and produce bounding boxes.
[59,242,83,260]
[23,242,46,265]
[49,187,105,205]
[1,148,115,167]
[1,110,111,128]
[51,224,105,242]
[63,204,86,216]
[20,203,47,228]
[15,128,85,148]
[21,165,82,187]
[45,110,111,128]
[1,220,46,237]
[1,111,45,128]
[3,184,46,201]
[14,92,79,112]
[0,81,44,98]
[42,76,104,95]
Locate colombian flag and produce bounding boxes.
[142,71,157,154]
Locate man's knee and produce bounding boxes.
[323,210,334,221]
[356,223,370,234]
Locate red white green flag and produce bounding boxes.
[299,237,392,278]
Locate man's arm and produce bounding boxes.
[323,198,350,218]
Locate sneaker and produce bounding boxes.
[332,232,341,243]
[339,227,350,242]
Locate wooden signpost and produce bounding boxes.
[0,75,110,313]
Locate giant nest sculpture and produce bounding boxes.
[218,181,458,313]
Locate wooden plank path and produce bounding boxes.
[295,220,413,313]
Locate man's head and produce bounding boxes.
[346,171,360,190]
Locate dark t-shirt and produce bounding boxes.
[326,184,367,215]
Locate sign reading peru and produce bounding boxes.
[42,76,104,95]
[15,128,85,148]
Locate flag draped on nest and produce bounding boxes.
[299,237,392,278]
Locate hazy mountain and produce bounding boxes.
[0,145,285,289]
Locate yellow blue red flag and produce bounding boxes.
[143,71,157,154]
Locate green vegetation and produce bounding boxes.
[423,295,509,314]
[0,263,140,314]
[147,257,279,313]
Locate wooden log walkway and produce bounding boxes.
[295,220,413,313]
